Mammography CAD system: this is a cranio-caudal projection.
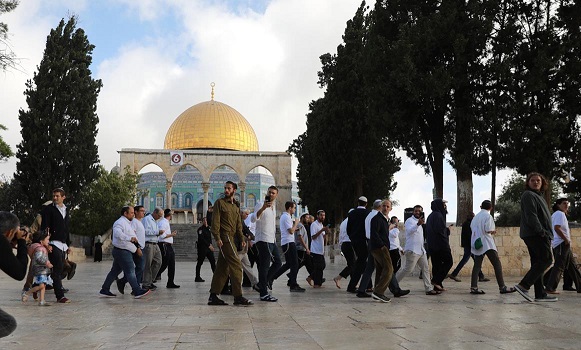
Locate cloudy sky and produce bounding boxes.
[0,0,511,221]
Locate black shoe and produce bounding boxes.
[242,282,251,287]
[563,286,576,291]
[208,294,228,306]
[356,291,371,298]
[393,289,410,297]
[67,262,77,280]
[346,288,357,294]
[290,285,306,292]
[61,288,70,293]
[479,277,491,282]
[116,278,125,294]
[233,296,253,306]
[195,277,205,282]
[167,284,181,289]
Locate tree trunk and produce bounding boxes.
[456,163,473,225]
[431,152,444,200]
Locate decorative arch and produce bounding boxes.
[119,149,292,217]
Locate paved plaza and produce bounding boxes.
[0,259,580,350]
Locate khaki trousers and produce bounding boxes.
[210,235,243,297]
[370,246,393,296]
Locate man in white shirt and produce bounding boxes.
[470,200,516,295]
[253,186,282,302]
[99,206,151,299]
[156,209,180,288]
[142,207,163,290]
[116,205,146,294]
[310,210,330,288]
[544,198,579,294]
[356,200,381,297]
[272,201,305,292]
[395,205,440,295]
[333,209,355,289]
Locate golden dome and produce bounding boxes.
[164,100,259,151]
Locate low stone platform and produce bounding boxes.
[0,259,580,349]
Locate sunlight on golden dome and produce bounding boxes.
[164,85,259,151]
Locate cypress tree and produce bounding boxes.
[15,16,102,212]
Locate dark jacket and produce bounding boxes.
[426,199,450,253]
[460,218,472,248]
[0,236,28,281]
[347,207,369,243]
[520,189,553,239]
[197,224,212,251]
[40,203,70,245]
[368,212,390,251]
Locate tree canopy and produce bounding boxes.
[289,2,400,222]
[69,167,139,237]
[14,16,102,215]
[0,0,19,71]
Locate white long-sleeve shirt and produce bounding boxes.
[364,209,378,240]
[158,217,173,244]
[339,218,350,244]
[253,201,277,243]
[112,216,137,253]
[404,215,426,255]
[389,227,402,251]
[143,214,159,243]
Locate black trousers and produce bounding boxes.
[348,240,369,291]
[196,248,216,278]
[297,250,313,275]
[48,244,65,300]
[389,249,401,274]
[157,243,176,285]
[430,248,453,286]
[546,242,580,291]
[520,236,552,298]
[339,242,355,279]
[311,253,326,286]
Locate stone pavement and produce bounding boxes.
[1,259,580,350]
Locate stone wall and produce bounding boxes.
[448,227,581,277]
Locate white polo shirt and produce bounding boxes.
[280,212,295,245]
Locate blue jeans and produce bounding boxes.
[118,253,144,287]
[102,247,141,294]
[451,245,484,279]
[256,241,282,296]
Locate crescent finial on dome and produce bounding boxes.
[210,82,215,101]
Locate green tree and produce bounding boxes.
[495,172,561,226]
[0,123,13,161]
[14,16,102,215]
[0,0,19,71]
[69,166,139,237]
[289,2,400,222]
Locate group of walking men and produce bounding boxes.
[98,205,181,298]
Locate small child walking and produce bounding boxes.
[22,230,53,306]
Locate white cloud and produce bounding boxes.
[0,0,518,222]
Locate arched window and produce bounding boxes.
[184,193,192,208]
[155,193,164,208]
[171,193,178,208]
[246,194,256,209]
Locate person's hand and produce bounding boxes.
[418,218,425,225]
[136,247,143,257]
[209,245,215,252]
[241,241,246,248]
[47,245,53,253]
[47,262,53,268]
[158,229,165,236]
[130,237,138,243]
[306,248,311,255]
[216,239,223,248]
[565,239,571,246]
